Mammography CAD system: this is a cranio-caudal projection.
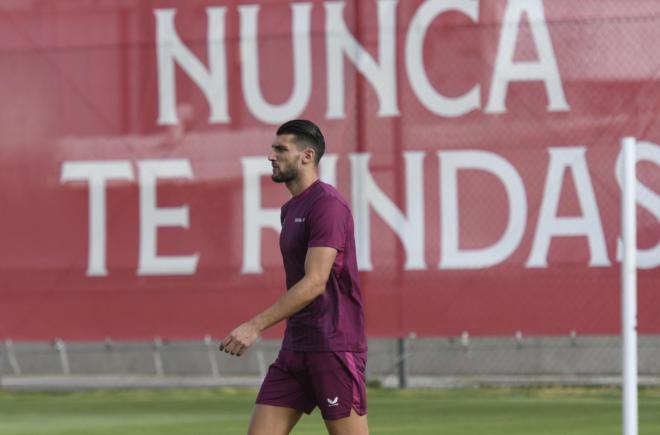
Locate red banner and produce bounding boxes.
[0,0,658,340]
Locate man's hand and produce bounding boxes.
[219,321,260,357]
[218,247,336,357]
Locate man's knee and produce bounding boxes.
[324,408,369,435]
[248,404,302,435]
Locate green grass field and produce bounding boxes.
[0,387,659,434]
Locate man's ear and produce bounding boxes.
[303,147,315,164]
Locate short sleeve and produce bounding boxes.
[307,196,349,251]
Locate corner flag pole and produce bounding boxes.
[621,137,638,435]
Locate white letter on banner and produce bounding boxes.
[615,141,660,269]
[155,8,229,125]
[239,4,312,124]
[527,147,610,267]
[61,161,134,277]
[350,152,426,271]
[325,0,399,119]
[438,150,527,269]
[485,0,569,113]
[241,157,281,274]
[137,160,199,275]
[405,0,480,117]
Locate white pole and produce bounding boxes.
[621,136,638,435]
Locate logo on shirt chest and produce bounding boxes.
[280,215,307,251]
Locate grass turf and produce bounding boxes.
[0,387,659,434]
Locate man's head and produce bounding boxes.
[269,120,325,183]
[276,119,325,164]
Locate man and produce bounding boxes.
[220,119,369,435]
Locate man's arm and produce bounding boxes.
[220,246,337,356]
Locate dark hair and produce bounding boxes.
[276,119,325,165]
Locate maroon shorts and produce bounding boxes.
[255,349,367,420]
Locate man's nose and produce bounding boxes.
[267,150,276,161]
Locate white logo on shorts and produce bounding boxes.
[327,397,339,407]
[294,217,305,223]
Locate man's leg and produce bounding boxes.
[248,404,303,435]
[307,351,369,434]
[324,408,369,435]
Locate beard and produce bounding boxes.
[271,165,298,183]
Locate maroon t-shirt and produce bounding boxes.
[279,180,367,352]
